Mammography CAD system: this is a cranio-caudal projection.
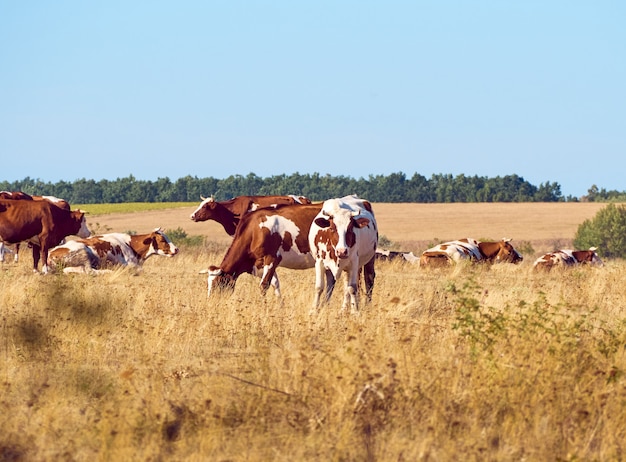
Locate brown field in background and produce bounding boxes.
[88,202,609,256]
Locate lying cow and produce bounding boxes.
[0,199,90,273]
[309,195,378,314]
[533,247,603,271]
[191,194,312,236]
[419,238,523,267]
[48,228,179,273]
[375,249,419,264]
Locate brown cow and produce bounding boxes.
[420,238,523,267]
[206,203,322,297]
[533,247,603,270]
[0,199,90,273]
[190,195,312,236]
[0,191,71,262]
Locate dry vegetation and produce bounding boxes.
[2,203,625,461]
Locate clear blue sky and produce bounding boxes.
[1,1,624,198]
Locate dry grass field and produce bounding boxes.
[2,202,625,461]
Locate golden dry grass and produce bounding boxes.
[1,203,624,461]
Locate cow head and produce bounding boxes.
[145,228,179,258]
[572,247,604,266]
[207,266,236,296]
[495,238,523,263]
[190,195,217,221]
[73,210,91,238]
[314,209,370,259]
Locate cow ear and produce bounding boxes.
[234,199,252,218]
[354,217,370,228]
[315,217,331,228]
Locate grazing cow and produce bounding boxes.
[533,247,603,271]
[206,203,323,297]
[419,238,523,267]
[309,195,378,313]
[375,249,419,264]
[0,191,71,262]
[48,228,179,273]
[0,199,90,273]
[190,195,312,236]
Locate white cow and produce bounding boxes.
[308,195,378,314]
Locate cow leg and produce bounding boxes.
[15,243,20,263]
[343,270,360,314]
[31,244,42,272]
[324,268,336,303]
[362,256,376,304]
[311,260,327,312]
[0,242,4,263]
[259,256,282,297]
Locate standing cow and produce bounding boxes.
[190,195,312,236]
[206,203,322,297]
[0,199,90,273]
[419,238,523,267]
[308,195,378,314]
[0,191,71,263]
[533,247,603,270]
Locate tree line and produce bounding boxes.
[0,172,622,204]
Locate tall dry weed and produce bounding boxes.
[1,248,625,461]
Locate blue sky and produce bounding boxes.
[1,1,624,198]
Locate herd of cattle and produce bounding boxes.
[0,191,604,312]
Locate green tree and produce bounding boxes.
[574,203,626,258]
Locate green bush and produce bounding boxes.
[574,203,626,258]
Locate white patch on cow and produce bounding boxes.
[259,215,315,269]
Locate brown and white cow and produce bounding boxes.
[419,238,523,267]
[0,191,71,262]
[206,203,323,297]
[190,195,312,236]
[533,247,603,271]
[308,195,378,314]
[48,228,179,273]
[0,199,90,273]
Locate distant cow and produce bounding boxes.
[309,195,378,313]
[375,249,419,264]
[0,191,71,262]
[206,203,323,297]
[419,238,523,267]
[533,247,603,271]
[190,195,312,236]
[0,199,90,273]
[48,228,179,273]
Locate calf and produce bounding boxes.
[309,195,378,314]
[375,249,419,264]
[48,228,179,273]
[533,247,603,270]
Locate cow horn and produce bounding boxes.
[589,246,598,251]
[200,195,207,201]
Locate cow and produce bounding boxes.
[533,247,603,271]
[205,203,323,297]
[308,195,378,314]
[0,199,90,273]
[375,249,419,264]
[419,238,523,267]
[190,195,312,236]
[0,191,71,262]
[48,228,179,273]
